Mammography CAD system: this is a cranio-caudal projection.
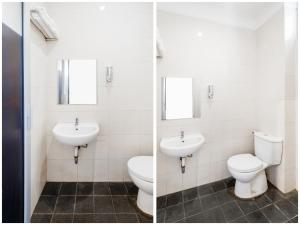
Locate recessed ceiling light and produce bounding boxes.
[197,32,203,37]
[99,5,106,11]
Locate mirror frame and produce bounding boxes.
[161,77,200,120]
[57,59,97,105]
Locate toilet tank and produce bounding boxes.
[254,132,283,165]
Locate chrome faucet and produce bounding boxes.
[75,118,79,127]
[180,131,184,139]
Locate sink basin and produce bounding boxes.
[52,122,100,146]
[160,134,205,157]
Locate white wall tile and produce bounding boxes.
[165,172,183,194]
[78,160,95,181]
[108,158,124,181]
[47,159,77,181]
[94,159,108,181]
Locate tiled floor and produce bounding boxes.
[157,177,298,223]
[31,182,153,223]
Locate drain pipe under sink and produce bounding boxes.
[180,154,193,173]
[74,144,88,164]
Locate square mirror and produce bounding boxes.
[161,77,200,120]
[57,59,97,105]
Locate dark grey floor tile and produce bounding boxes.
[221,201,243,222]
[31,214,52,223]
[157,196,166,209]
[286,190,298,197]
[51,213,73,223]
[59,182,77,195]
[109,182,127,195]
[116,213,139,223]
[137,213,153,223]
[198,183,214,197]
[287,192,298,207]
[201,193,219,211]
[183,187,198,202]
[230,216,248,223]
[246,210,269,223]
[260,204,287,223]
[166,192,182,207]
[288,216,298,223]
[216,189,235,205]
[236,199,259,214]
[75,196,94,213]
[184,198,202,217]
[41,182,61,195]
[127,194,138,207]
[211,180,226,192]
[76,182,93,195]
[125,182,139,195]
[54,196,75,213]
[185,207,226,223]
[157,209,166,223]
[275,199,298,219]
[94,213,117,223]
[94,182,111,195]
[224,177,235,188]
[33,196,57,213]
[112,196,136,213]
[94,196,114,213]
[165,204,184,223]
[265,188,285,202]
[73,214,94,223]
[255,194,272,208]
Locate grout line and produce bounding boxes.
[234,199,247,216]
[273,201,290,221]
[72,182,78,222]
[49,183,62,223]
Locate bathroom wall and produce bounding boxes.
[255,7,286,192]
[43,3,153,182]
[29,24,48,214]
[256,4,298,193]
[157,11,257,196]
[283,2,298,192]
[22,2,49,215]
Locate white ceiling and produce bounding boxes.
[158,2,283,30]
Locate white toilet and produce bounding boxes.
[127,156,153,215]
[227,132,283,199]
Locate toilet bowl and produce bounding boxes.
[227,132,282,199]
[128,156,153,215]
[228,154,268,198]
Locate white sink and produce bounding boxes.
[52,122,99,146]
[160,134,205,157]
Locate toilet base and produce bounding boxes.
[235,170,268,199]
[137,189,153,215]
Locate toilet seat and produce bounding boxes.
[128,156,153,183]
[228,154,263,173]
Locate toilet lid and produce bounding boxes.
[228,154,263,173]
[128,156,153,183]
